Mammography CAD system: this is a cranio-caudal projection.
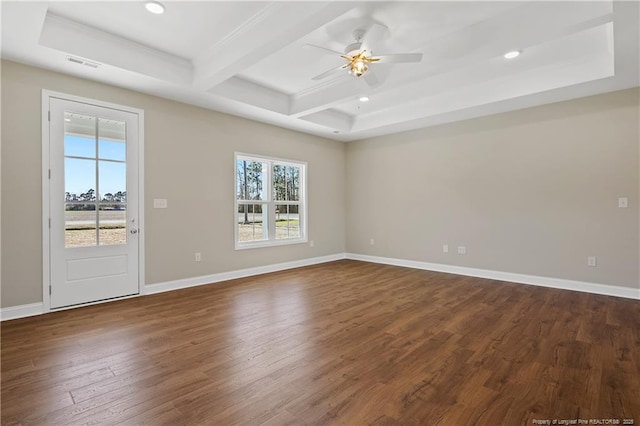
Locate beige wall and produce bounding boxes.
[1,60,346,307]
[2,59,638,309]
[346,88,640,289]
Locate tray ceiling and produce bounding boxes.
[1,1,638,141]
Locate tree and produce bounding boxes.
[114,191,126,203]
[238,160,264,224]
[272,165,299,202]
[243,160,249,224]
[80,189,96,203]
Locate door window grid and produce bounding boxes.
[64,113,127,248]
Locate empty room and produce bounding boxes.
[1,1,639,424]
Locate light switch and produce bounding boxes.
[153,198,168,209]
[618,197,628,208]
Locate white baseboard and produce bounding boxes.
[346,253,640,300]
[145,253,347,295]
[0,302,45,321]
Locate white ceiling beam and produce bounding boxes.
[289,77,367,118]
[299,109,352,133]
[192,2,356,91]
[39,12,193,85]
[612,1,640,86]
[208,77,290,115]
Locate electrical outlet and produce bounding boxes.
[195,252,201,262]
[310,240,314,247]
[443,244,449,253]
[587,256,597,267]
[457,246,466,255]
[370,238,375,245]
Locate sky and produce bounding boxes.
[64,135,126,198]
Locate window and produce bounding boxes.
[235,153,307,249]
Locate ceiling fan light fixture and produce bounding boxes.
[504,50,521,59]
[310,25,421,83]
[359,96,370,102]
[351,60,368,77]
[145,1,165,14]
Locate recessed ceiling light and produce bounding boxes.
[359,96,370,102]
[504,50,521,59]
[145,1,165,14]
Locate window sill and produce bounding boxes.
[235,238,308,251]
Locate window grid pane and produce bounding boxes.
[237,203,268,242]
[65,204,97,248]
[236,160,266,201]
[99,206,127,246]
[273,164,300,202]
[275,204,301,240]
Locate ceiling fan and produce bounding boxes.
[308,23,423,84]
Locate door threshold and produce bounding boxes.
[50,292,140,313]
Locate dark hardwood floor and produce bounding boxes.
[2,260,639,425]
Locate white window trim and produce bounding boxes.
[234,152,307,250]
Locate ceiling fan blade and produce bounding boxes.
[312,65,347,81]
[361,22,388,52]
[363,70,380,87]
[374,53,423,64]
[303,43,344,56]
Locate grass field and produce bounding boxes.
[238,219,300,242]
[65,229,126,247]
[65,210,126,247]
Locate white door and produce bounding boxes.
[48,97,140,309]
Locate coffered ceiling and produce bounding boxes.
[1,1,638,141]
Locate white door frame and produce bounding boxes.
[42,90,145,312]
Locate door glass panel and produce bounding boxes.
[65,135,96,158]
[99,161,126,202]
[65,204,96,248]
[98,118,126,161]
[97,118,127,246]
[99,207,126,246]
[65,158,96,203]
[99,139,126,161]
[64,113,96,158]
